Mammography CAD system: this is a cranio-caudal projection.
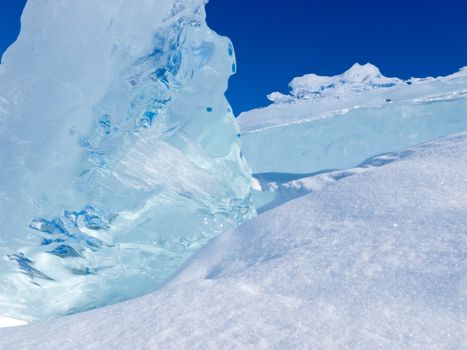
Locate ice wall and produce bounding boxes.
[0,0,253,322]
[239,64,467,174]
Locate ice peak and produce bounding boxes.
[343,62,383,81]
[268,63,401,103]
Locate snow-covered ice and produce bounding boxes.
[239,64,467,174]
[1,132,466,349]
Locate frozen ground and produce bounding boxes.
[1,132,466,349]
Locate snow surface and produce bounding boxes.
[251,149,410,213]
[1,132,466,349]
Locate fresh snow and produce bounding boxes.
[1,132,466,349]
[267,63,402,104]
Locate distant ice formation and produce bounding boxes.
[267,63,402,103]
[239,63,467,174]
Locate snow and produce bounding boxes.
[250,150,396,213]
[1,132,466,349]
[0,317,27,328]
[267,63,402,103]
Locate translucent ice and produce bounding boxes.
[239,63,467,174]
[0,0,253,322]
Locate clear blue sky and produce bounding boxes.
[1,0,467,114]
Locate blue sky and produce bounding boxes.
[0,1,26,60]
[2,0,466,114]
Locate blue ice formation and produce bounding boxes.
[0,0,253,322]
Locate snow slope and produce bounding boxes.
[1,132,466,349]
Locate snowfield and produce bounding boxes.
[1,132,466,349]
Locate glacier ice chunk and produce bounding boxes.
[0,0,253,322]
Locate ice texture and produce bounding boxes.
[239,63,467,174]
[0,0,253,322]
[1,132,466,349]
